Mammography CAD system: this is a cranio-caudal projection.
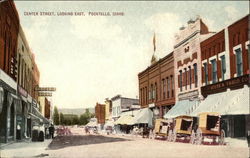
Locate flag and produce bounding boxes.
[153,33,156,52]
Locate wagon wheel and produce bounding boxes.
[219,130,225,145]
[167,130,172,142]
[196,128,203,145]
[190,130,196,144]
[172,130,177,142]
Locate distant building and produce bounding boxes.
[111,95,139,120]
[95,103,106,125]
[104,98,112,120]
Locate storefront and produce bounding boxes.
[0,70,19,143]
[191,85,250,138]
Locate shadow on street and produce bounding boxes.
[47,135,132,150]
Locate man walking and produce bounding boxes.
[49,124,55,139]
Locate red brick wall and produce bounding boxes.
[200,30,225,84]
[45,98,51,119]
[228,15,249,77]
[95,103,106,124]
[138,52,175,109]
[0,0,20,81]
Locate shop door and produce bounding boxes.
[233,115,246,137]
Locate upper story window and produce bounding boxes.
[220,55,226,81]
[193,63,198,87]
[188,66,192,89]
[162,79,166,99]
[167,77,170,98]
[211,59,217,84]
[171,75,174,98]
[235,48,243,77]
[184,68,187,90]
[203,62,208,85]
[179,70,183,92]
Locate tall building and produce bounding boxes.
[138,52,175,120]
[0,0,20,143]
[198,15,249,138]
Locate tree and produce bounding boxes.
[53,106,59,125]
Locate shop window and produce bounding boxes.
[220,55,226,81]
[193,64,198,87]
[179,70,183,91]
[204,63,208,85]
[211,59,217,84]
[235,48,243,77]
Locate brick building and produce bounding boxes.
[0,0,20,143]
[138,52,175,119]
[95,103,106,125]
[198,15,249,138]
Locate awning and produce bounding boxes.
[164,100,198,119]
[114,115,135,125]
[191,86,249,116]
[131,108,153,127]
[86,121,98,127]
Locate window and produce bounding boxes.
[220,55,226,81]
[204,63,208,85]
[184,68,187,90]
[155,83,157,100]
[189,66,192,89]
[179,71,183,91]
[211,59,217,83]
[235,48,243,77]
[162,79,166,99]
[171,76,174,97]
[167,77,170,98]
[248,45,250,69]
[193,64,198,87]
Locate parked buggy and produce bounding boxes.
[167,115,197,143]
[193,112,225,145]
[152,119,173,139]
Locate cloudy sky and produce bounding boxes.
[14,1,249,109]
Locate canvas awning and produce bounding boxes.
[131,108,153,127]
[114,115,135,125]
[191,85,249,116]
[86,121,98,127]
[164,100,198,119]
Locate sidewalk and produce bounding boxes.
[0,139,52,158]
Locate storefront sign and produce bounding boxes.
[38,92,52,97]
[178,90,199,100]
[35,87,56,91]
[202,74,249,96]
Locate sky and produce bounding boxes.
[14,1,249,109]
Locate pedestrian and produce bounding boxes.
[49,124,55,139]
[16,123,21,140]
